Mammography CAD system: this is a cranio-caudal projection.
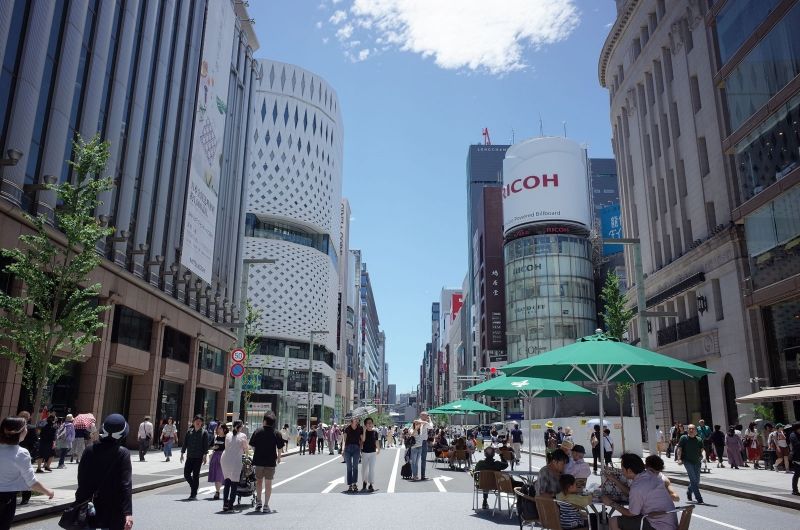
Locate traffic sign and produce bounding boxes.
[230,362,245,378]
[230,347,246,363]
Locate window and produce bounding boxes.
[681,18,693,52]
[653,60,664,94]
[698,137,710,176]
[683,219,694,247]
[715,0,781,63]
[689,75,701,113]
[677,160,688,197]
[670,101,680,137]
[0,257,13,295]
[632,38,641,60]
[657,0,666,20]
[644,134,653,167]
[706,202,717,232]
[198,342,225,374]
[0,0,30,146]
[245,214,337,268]
[711,279,724,321]
[641,25,650,47]
[288,370,308,392]
[662,48,674,82]
[652,125,661,159]
[724,3,800,131]
[667,169,677,206]
[111,306,153,351]
[649,12,658,35]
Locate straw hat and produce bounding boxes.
[545,420,554,428]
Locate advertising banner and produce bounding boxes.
[485,256,506,362]
[502,137,591,234]
[180,0,236,283]
[600,204,624,255]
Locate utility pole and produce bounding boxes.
[307,330,328,431]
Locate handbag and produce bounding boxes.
[58,449,118,529]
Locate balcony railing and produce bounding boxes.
[656,315,701,347]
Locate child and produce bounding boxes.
[555,474,595,530]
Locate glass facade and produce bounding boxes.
[762,297,800,421]
[715,0,781,64]
[724,2,800,132]
[198,342,225,374]
[253,337,335,369]
[504,234,596,363]
[245,213,337,268]
[194,389,217,422]
[111,305,153,351]
[156,380,183,431]
[162,326,191,363]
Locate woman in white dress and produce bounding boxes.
[220,421,248,511]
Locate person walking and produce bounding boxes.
[343,417,363,492]
[220,420,248,511]
[327,423,337,455]
[208,423,227,500]
[36,414,56,473]
[160,417,177,462]
[789,422,800,496]
[510,423,523,465]
[71,414,90,465]
[676,423,704,504]
[697,419,712,463]
[280,424,291,455]
[16,411,37,507]
[744,422,761,469]
[774,423,791,472]
[249,412,284,513]
[180,415,209,500]
[75,414,133,530]
[360,417,380,492]
[56,415,75,469]
[602,428,614,467]
[0,417,54,529]
[590,424,601,474]
[710,425,726,468]
[308,428,317,455]
[316,423,325,454]
[136,416,153,462]
[725,426,744,469]
[298,426,308,455]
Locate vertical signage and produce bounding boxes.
[181,0,236,283]
[485,256,507,362]
[600,204,624,255]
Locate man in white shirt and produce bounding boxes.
[565,444,592,479]
[417,411,434,480]
[137,416,154,462]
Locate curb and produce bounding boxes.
[523,449,800,511]
[13,448,301,523]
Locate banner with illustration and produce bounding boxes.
[181,0,236,283]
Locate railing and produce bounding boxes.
[656,315,701,347]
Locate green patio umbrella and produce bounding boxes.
[433,398,499,414]
[464,376,594,472]
[500,330,714,464]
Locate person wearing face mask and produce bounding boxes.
[473,446,508,510]
[360,417,380,492]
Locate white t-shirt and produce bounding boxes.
[602,435,614,453]
[138,421,153,440]
[418,420,433,443]
[0,445,36,492]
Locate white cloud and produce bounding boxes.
[316,21,323,29]
[329,10,348,24]
[358,48,370,61]
[342,0,580,74]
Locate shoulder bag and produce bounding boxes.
[58,450,118,529]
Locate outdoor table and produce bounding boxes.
[504,469,538,483]
[585,494,629,528]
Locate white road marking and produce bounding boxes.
[432,475,453,493]
[693,514,747,530]
[386,446,402,494]
[196,486,217,495]
[321,476,346,494]
[272,455,340,488]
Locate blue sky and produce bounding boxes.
[248,0,617,394]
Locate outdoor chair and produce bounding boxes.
[450,449,469,470]
[473,470,501,514]
[535,496,589,530]
[514,486,540,530]
[499,446,516,470]
[435,449,450,470]
[641,505,694,530]
[496,473,518,518]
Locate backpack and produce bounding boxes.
[547,432,558,450]
[405,435,416,449]
[401,462,412,479]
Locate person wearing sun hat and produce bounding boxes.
[544,420,558,461]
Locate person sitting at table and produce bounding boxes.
[433,433,449,460]
[565,444,592,480]
[497,440,515,470]
[644,455,680,502]
[473,446,509,510]
[556,474,596,530]
[536,448,569,496]
[602,453,678,530]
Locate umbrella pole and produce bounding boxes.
[599,381,605,486]
[527,397,532,474]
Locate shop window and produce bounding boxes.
[723,374,738,426]
[111,305,152,351]
[198,342,224,374]
[162,326,190,363]
[715,0,782,64]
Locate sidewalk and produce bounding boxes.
[524,448,800,510]
[13,444,300,524]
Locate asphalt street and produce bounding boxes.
[15,447,799,529]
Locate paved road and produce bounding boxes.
[15,448,797,529]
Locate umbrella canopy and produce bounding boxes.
[433,399,499,414]
[464,376,594,399]
[586,418,612,427]
[72,413,96,430]
[348,406,377,419]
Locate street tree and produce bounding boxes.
[0,135,114,416]
[600,272,635,452]
[241,300,263,423]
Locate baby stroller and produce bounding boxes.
[235,454,257,507]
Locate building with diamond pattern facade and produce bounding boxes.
[243,60,343,426]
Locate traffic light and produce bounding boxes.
[490,367,497,378]
[479,367,499,380]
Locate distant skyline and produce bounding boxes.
[249,0,617,394]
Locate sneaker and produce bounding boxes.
[696,498,704,505]
[213,492,220,500]
[262,506,271,514]
[255,503,262,512]
[368,484,374,492]
[57,465,66,469]
[792,491,800,496]
[362,482,367,491]
[188,495,197,500]
[687,492,692,502]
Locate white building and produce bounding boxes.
[244,60,343,427]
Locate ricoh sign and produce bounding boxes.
[502,136,591,234]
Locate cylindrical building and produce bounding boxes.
[244,60,343,430]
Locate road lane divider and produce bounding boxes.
[386,446,402,493]
[272,455,341,488]
[693,514,746,530]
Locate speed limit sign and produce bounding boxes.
[230,347,246,363]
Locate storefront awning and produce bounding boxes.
[735,384,800,404]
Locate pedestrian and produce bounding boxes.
[409,419,425,481]
[789,422,800,496]
[343,416,363,492]
[280,424,291,454]
[248,412,284,513]
[417,411,433,480]
[510,423,523,464]
[327,423,337,455]
[308,428,317,455]
[697,419,712,463]
[666,422,677,458]
[208,423,227,500]
[35,413,56,473]
[72,414,90,464]
[0,416,55,529]
[603,453,678,530]
[710,425,726,467]
[563,426,574,445]
[675,423,704,504]
[316,423,325,454]
[16,411,37,507]
[75,414,133,530]
[656,425,666,456]
[590,424,601,474]
[557,426,565,445]
[673,423,685,461]
[725,426,744,469]
[744,422,761,469]
[221,420,248,511]
[136,416,153,462]
[56,415,75,469]
[473,447,509,509]
[298,426,308,455]
[774,423,791,472]
[180,415,210,500]
[762,423,776,470]
[360,417,380,492]
[603,428,614,467]
[734,424,748,467]
[160,417,177,462]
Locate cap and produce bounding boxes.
[100,414,129,440]
[572,444,586,454]
[775,423,784,429]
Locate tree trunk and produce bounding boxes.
[619,399,626,453]
[33,381,47,423]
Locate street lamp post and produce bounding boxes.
[307,330,329,432]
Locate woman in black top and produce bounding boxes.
[208,423,228,500]
[36,414,56,472]
[360,417,380,492]
[75,414,133,530]
[343,417,363,492]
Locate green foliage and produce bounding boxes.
[600,272,634,341]
[241,300,262,421]
[753,403,775,423]
[0,135,114,414]
[369,410,394,427]
[431,413,449,427]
